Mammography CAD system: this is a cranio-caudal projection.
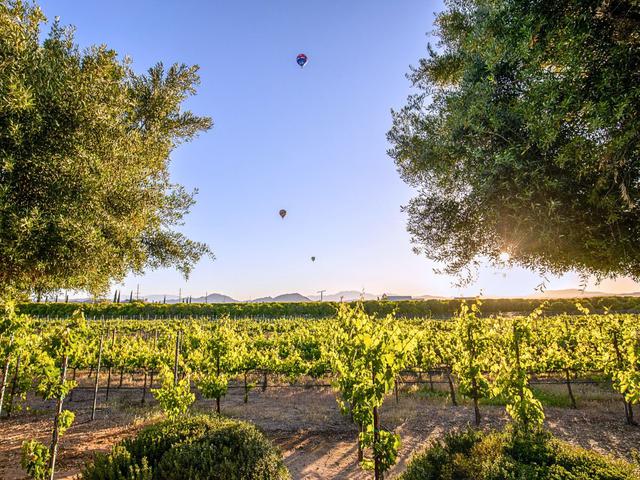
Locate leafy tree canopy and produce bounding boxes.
[388,0,640,284]
[0,1,213,296]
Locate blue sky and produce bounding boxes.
[40,1,638,300]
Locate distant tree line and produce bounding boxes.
[17,296,640,319]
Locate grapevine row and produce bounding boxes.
[1,301,639,479]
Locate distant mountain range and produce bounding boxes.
[107,293,239,304]
[59,288,640,303]
[249,293,311,303]
[193,293,238,303]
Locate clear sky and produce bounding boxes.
[40,0,639,300]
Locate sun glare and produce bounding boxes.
[499,251,511,262]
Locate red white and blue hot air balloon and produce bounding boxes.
[296,53,308,68]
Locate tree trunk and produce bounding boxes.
[49,354,69,480]
[91,334,104,421]
[373,405,381,480]
[105,330,116,401]
[473,396,481,426]
[215,355,221,414]
[394,379,399,404]
[173,332,180,386]
[105,366,112,401]
[357,420,364,462]
[372,367,382,480]
[262,371,268,392]
[446,370,457,406]
[69,367,77,402]
[7,354,22,417]
[565,369,577,409]
[513,325,530,433]
[0,355,11,416]
[612,332,636,425]
[0,336,13,418]
[623,399,637,426]
[470,374,481,426]
[141,369,148,405]
[244,372,249,404]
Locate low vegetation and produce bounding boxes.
[400,428,640,480]
[5,301,639,479]
[18,295,640,319]
[81,415,289,480]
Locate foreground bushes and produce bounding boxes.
[401,428,639,480]
[81,415,289,480]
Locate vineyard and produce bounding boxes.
[3,0,640,477]
[17,295,640,319]
[1,301,639,478]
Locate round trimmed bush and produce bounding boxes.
[81,415,289,480]
[400,428,640,480]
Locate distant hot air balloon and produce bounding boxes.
[296,53,308,68]
[279,209,287,219]
[311,256,316,262]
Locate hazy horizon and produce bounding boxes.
[39,0,640,301]
[62,280,640,302]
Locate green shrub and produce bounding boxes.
[401,428,639,480]
[82,415,289,480]
[83,445,152,480]
[155,422,288,479]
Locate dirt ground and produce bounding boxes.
[1,378,639,480]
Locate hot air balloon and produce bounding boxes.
[279,209,287,219]
[296,53,308,68]
[311,256,316,262]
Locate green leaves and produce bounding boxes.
[451,301,491,418]
[57,409,75,437]
[151,365,195,421]
[329,303,414,477]
[491,311,545,429]
[389,0,640,283]
[0,1,213,296]
[597,313,640,415]
[21,439,50,480]
[197,373,229,400]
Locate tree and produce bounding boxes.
[452,301,490,425]
[329,303,414,480]
[492,309,545,432]
[388,0,640,284]
[540,314,591,409]
[24,310,88,479]
[0,1,212,297]
[151,365,195,421]
[188,320,240,414]
[596,311,639,425]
